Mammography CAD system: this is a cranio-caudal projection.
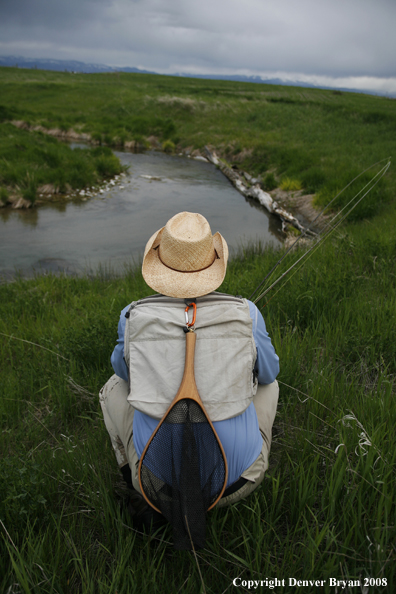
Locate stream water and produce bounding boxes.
[0,149,283,281]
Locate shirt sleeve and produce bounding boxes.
[110,304,130,382]
[247,300,279,384]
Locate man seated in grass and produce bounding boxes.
[99,212,279,538]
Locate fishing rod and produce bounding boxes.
[248,157,392,303]
[250,158,391,307]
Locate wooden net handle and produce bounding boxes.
[173,330,200,404]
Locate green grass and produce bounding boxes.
[1,198,395,592]
[0,123,124,203]
[0,67,395,217]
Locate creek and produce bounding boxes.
[0,149,283,280]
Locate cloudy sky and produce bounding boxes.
[1,0,396,94]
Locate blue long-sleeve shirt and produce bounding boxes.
[111,298,279,486]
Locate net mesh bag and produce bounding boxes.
[140,398,227,550]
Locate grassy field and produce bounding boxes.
[0,68,395,593]
[0,67,395,217]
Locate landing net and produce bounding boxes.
[140,398,227,550]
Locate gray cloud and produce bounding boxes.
[1,0,395,88]
[1,0,111,29]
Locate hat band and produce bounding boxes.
[156,246,219,273]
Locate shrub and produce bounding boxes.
[162,139,175,153]
[280,177,302,191]
[94,154,122,177]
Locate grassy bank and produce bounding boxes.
[0,67,395,218]
[1,196,395,591]
[0,121,124,205]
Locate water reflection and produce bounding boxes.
[0,207,40,227]
[0,198,73,228]
[32,258,80,275]
[243,194,282,237]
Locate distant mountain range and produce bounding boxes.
[0,55,154,75]
[0,55,387,97]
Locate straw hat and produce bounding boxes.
[142,212,229,298]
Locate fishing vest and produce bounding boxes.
[124,292,258,422]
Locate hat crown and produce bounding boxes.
[160,212,215,272]
[142,211,228,298]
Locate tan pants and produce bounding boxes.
[99,376,279,507]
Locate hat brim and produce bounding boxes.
[142,227,228,298]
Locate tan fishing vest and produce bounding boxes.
[124,292,258,422]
